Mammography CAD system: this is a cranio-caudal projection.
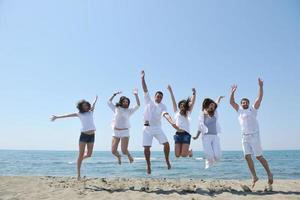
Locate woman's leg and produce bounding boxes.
[111,137,121,164]
[83,142,94,159]
[202,136,214,169]
[174,143,182,158]
[180,144,191,157]
[121,137,134,163]
[212,136,221,162]
[77,142,86,180]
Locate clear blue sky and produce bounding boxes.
[0,0,299,151]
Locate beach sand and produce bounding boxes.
[0,176,299,200]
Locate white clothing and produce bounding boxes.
[238,105,259,135]
[113,129,130,138]
[143,92,168,127]
[107,101,139,129]
[175,111,191,133]
[77,111,96,132]
[202,135,221,169]
[242,132,263,156]
[143,126,168,147]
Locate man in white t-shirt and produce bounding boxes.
[141,70,180,174]
[230,78,273,189]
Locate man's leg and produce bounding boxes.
[245,154,259,188]
[144,146,151,174]
[256,156,273,185]
[163,142,171,169]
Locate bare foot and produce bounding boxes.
[268,173,273,185]
[128,155,134,163]
[117,155,121,165]
[167,161,171,170]
[77,176,81,181]
[251,176,259,188]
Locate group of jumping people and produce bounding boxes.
[51,70,273,189]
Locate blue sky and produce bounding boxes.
[0,0,299,151]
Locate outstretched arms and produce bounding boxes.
[109,91,122,102]
[216,96,225,105]
[230,85,239,112]
[51,113,78,121]
[167,85,177,113]
[254,78,264,110]
[141,70,148,93]
[163,113,182,131]
[133,88,141,106]
[189,88,196,112]
[90,95,98,111]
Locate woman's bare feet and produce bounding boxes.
[116,155,121,165]
[251,176,259,188]
[128,154,134,163]
[166,161,171,170]
[146,166,151,174]
[189,149,193,157]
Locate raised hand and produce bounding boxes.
[231,85,238,93]
[192,88,196,94]
[258,78,264,87]
[114,91,122,96]
[133,88,138,95]
[51,115,57,122]
[167,84,172,91]
[141,70,145,79]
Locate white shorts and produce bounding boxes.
[242,132,263,156]
[143,126,168,147]
[113,129,130,138]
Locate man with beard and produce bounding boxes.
[230,78,273,189]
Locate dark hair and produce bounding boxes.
[202,98,218,114]
[240,98,250,104]
[155,91,164,97]
[116,96,130,108]
[77,100,91,113]
[178,98,191,116]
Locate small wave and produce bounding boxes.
[195,157,204,160]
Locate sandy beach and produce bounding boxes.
[0,176,299,200]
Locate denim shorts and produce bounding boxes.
[79,132,95,143]
[174,131,191,144]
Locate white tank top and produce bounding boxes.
[77,111,96,132]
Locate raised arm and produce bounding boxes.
[163,113,182,131]
[254,78,264,110]
[133,88,141,106]
[216,96,225,105]
[141,70,148,93]
[51,113,78,121]
[189,88,196,112]
[230,85,239,112]
[167,85,177,113]
[90,95,98,111]
[109,91,122,102]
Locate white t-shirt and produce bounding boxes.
[108,101,139,129]
[175,111,191,133]
[238,105,259,134]
[77,111,96,132]
[144,92,168,127]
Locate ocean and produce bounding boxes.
[0,150,299,179]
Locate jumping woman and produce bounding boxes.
[108,89,140,164]
[167,85,196,158]
[193,96,224,169]
[51,95,98,180]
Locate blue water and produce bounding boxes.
[0,150,299,179]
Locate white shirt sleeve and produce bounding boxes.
[129,105,140,115]
[107,101,116,112]
[161,104,168,116]
[144,92,151,104]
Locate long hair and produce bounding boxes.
[202,98,217,115]
[76,100,91,113]
[116,96,130,108]
[178,97,191,116]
